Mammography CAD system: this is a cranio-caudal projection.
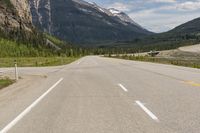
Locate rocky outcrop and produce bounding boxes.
[0,0,32,31]
[30,0,51,32]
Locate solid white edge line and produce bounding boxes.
[118,84,128,92]
[135,101,159,122]
[0,78,64,133]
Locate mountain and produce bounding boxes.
[169,17,200,35]
[0,0,72,57]
[108,8,142,28]
[29,0,152,45]
[107,17,200,51]
[153,17,200,46]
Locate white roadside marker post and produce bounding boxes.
[14,60,18,81]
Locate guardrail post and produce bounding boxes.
[14,60,18,81]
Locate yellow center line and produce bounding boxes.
[184,81,200,87]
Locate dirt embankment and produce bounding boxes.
[178,44,200,53]
[158,44,200,58]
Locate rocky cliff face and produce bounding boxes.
[30,0,152,45]
[30,0,51,32]
[0,0,32,31]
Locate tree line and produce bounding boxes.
[1,25,200,58]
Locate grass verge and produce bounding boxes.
[109,55,200,69]
[0,57,80,67]
[0,78,14,90]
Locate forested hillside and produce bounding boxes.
[102,17,200,53]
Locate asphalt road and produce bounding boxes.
[0,56,200,133]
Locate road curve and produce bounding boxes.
[0,56,200,133]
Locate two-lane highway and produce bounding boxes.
[1,56,200,133]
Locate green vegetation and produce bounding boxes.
[0,26,99,57]
[0,27,83,67]
[100,33,200,54]
[44,33,66,47]
[0,38,54,57]
[0,28,57,56]
[0,0,88,68]
[110,55,200,69]
[0,78,14,89]
[0,57,79,67]
[0,29,99,68]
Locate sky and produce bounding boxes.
[85,0,200,33]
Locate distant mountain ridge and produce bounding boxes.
[29,0,152,45]
[169,17,200,35]
[109,17,200,51]
[1,0,199,51]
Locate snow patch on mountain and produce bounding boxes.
[78,8,92,13]
[98,7,105,13]
[108,8,142,27]
[30,0,152,44]
[72,0,93,6]
[109,8,121,14]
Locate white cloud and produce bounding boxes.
[175,1,200,11]
[129,7,200,32]
[124,0,200,32]
[151,0,200,11]
[148,0,176,3]
[107,2,132,11]
[88,0,200,32]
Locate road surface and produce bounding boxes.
[0,56,200,133]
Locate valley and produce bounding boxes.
[1,0,200,55]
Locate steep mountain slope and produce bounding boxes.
[108,8,142,28]
[30,0,51,33]
[0,0,72,57]
[30,0,152,45]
